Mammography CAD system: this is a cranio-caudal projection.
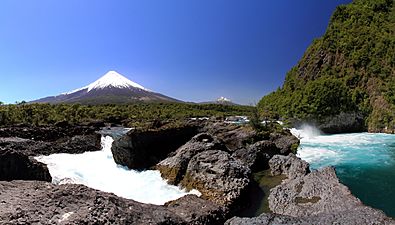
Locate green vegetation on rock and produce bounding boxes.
[258,0,395,133]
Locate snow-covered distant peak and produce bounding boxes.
[87,71,149,92]
[217,96,231,102]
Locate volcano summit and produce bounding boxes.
[33,71,179,104]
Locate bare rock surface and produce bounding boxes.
[0,149,51,182]
[202,122,257,151]
[0,125,102,156]
[227,155,395,225]
[232,140,278,172]
[269,154,309,179]
[157,133,228,184]
[165,195,226,225]
[226,212,395,225]
[181,150,250,209]
[0,181,226,225]
[269,130,299,154]
[111,124,199,169]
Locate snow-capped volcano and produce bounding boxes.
[33,71,179,104]
[199,96,238,105]
[87,71,149,92]
[217,97,231,103]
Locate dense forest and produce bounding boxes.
[258,0,395,132]
[0,102,254,127]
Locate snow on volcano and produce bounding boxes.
[33,70,179,104]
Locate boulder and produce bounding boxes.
[111,124,199,169]
[269,154,309,179]
[157,133,228,184]
[181,150,251,211]
[0,149,51,182]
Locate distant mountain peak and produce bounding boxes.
[217,97,231,102]
[33,70,179,104]
[87,71,149,92]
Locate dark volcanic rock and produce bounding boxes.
[0,124,100,142]
[0,125,102,156]
[0,181,183,225]
[269,166,390,218]
[318,112,366,134]
[166,195,226,225]
[226,211,395,225]
[157,133,250,214]
[232,141,279,172]
[254,154,395,224]
[227,156,395,225]
[0,181,226,225]
[269,154,309,179]
[202,122,257,151]
[0,135,101,156]
[111,124,199,169]
[226,213,299,225]
[157,133,228,184]
[181,150,250,210]
[0,149,51,182]
[269,130,299,154]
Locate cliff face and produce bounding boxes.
[258,0,395,133]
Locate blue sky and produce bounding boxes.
[0,0,351,105]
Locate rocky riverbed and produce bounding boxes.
[0,121,393,224]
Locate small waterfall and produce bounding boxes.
[35,135,200,205]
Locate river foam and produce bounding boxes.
[291,126,395,217]
[35,136,200,205]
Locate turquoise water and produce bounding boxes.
[292,128,395,217]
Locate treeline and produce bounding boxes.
[0,103,254,127]
[258,0,394,131]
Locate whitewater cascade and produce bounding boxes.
[291,126,395,216]
[35,136,200,205]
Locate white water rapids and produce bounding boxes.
[35,136,200,205]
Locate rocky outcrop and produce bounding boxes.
[268,166,391,219]
[0,149,51,182]
[166,195,226,225]
[0,181,226,225]
[318,112,366,134]
[111,124,199,169]
[232,141,278,172]
[226,211,395,225]
[181,150,250,209]
[157,133,251,212]
[227,155,395,225]
[0,124,101,183]
[157,133,228,184]
[269,130,299,154]
[0,123,100,142]
[202,122,257,151]
[0,125,102,156]
[268,154,309,179]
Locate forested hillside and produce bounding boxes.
[258,0,394,133]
